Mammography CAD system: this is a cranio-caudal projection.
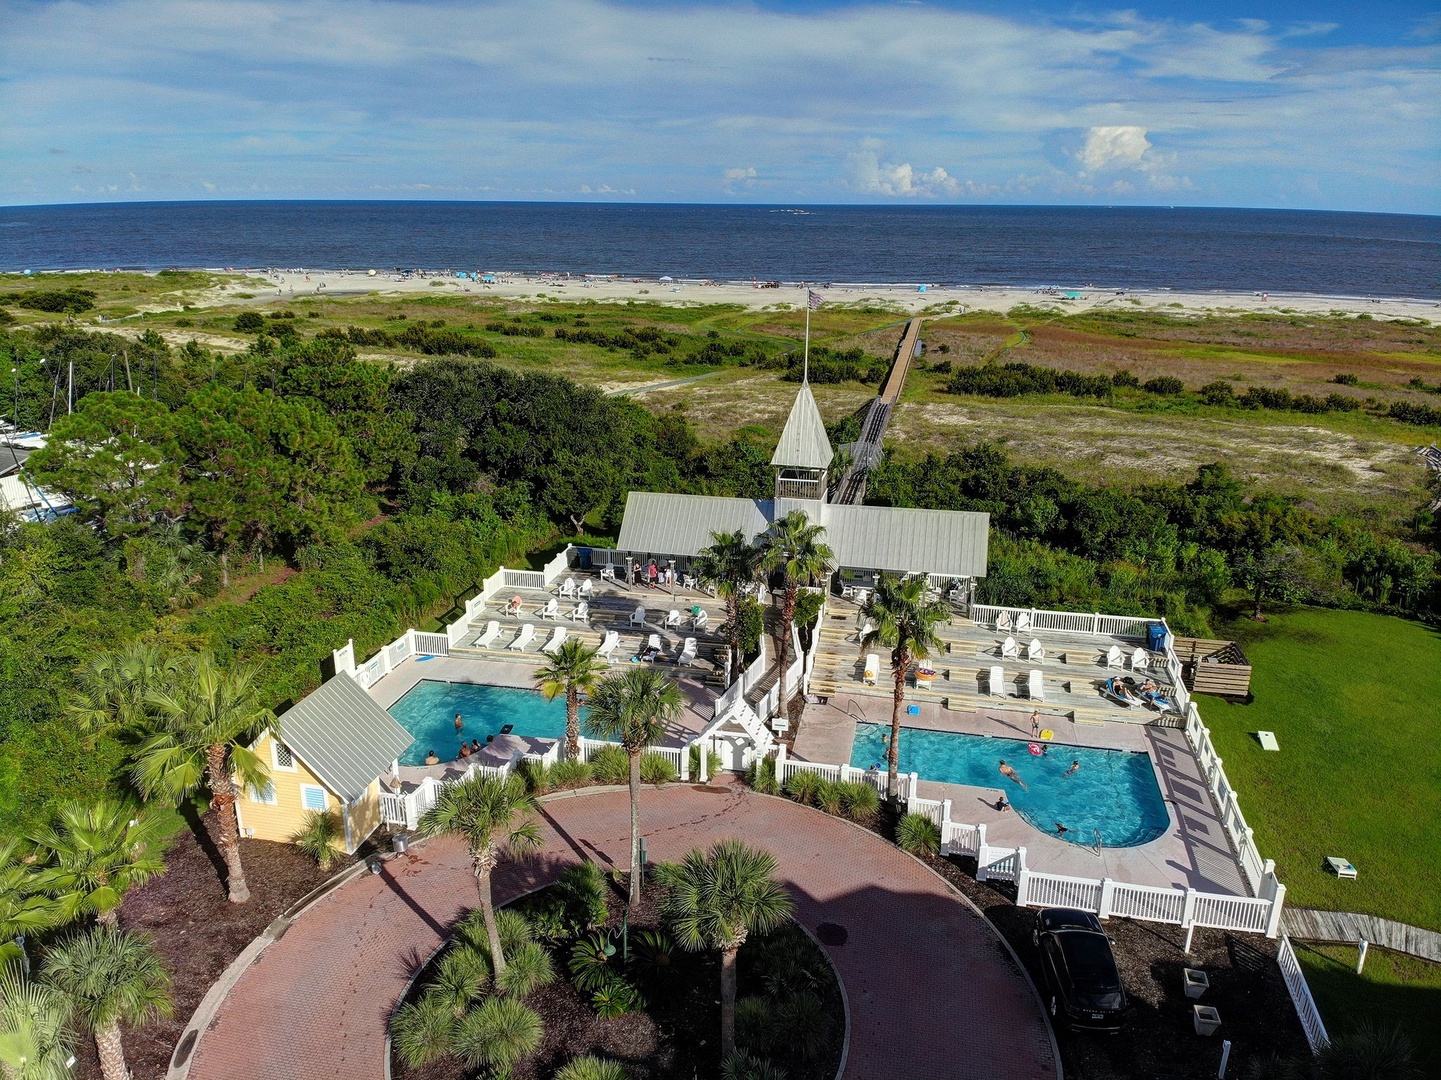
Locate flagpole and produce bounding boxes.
[803,295,810,385]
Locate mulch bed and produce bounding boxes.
[922,851,1312,1079]
[394,880,845,1080]
[72,811,343,1080]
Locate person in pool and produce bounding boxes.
[454,713,464,734]
[424,749,440,765]
[1055,822,1070,837]
[458,742,471,759]
[470,739,483,754]
[998,759,1028,790]
[1064,760,1080,777]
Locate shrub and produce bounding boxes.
[746,754,780,795]
[557,860,609,930]
[589,745,629,785]
[1142,375,1185,395]
[640,751,677,786]
[458,907,534,959]
[779,991,830,1060]
[930,359,952,374]
[838,780,879,823]
[495,940,556,997]
[895,813,942,856]
[569,931,616,992]
[1199,380,1236,406]
[736,995,779,1053]
[555,1056,630,1080]
[290,809,344,870]
[452,996,543,1072]
[721,1050,789,1080]
[0,309,15,326]
[1332,372,1359,386]
[783,770,822,806]
[630,929,678,987]
[814,781,844,816]
[591,975,645,1019]
[391,989,454,1068]
[689,743,723,778]
[1111,369,1140,388]
[234,311,265,332]
[549,758,593,789]
[1390,401,1441,427]
[432,945,490,1016]
[14,288,96,313]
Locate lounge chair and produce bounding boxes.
[995,611,1012,632]
[1015,613,1032,634]
[504,595,524,617]
[1105,644,1123,668]
[508,624,536,651]
[571,601,589,623]
[1000,636,1019,660]
[647,632,661,653]
[678,637,698,666]
[1101,676,1139,708]
[475,620,501,648]
[1130,648,1150,671]
[542,626,566,653]
[537,598,558,620]
[597,630,620,662]
[693,608,709,630]
[558,578,576,599]
[599,564,616,582]
[988,665,1006,697]
[664,609,682,629]
[1027,638,1045,663]
[856,620,875,645]
[1027,669,1044,701]
[629,606,647,628]
[578,578,594,598]
[863,654,880,685]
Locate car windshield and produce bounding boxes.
[1059,932,1118,987]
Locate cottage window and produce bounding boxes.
[249,781,277,805]
[273,742,296,771]
[300,784,328,812]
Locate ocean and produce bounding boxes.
[1,201,1437,298]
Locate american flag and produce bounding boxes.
[807,289,824,310]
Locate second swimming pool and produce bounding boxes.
[387,680,577,766]
[850,724,1170,847]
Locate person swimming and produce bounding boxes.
[454,713,464,733]
[424,749,440,765]
[1055,822,1070,837]
[998,759,1028,790]
[1064,760,1080,777]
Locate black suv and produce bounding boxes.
[1033,908,1128,1032]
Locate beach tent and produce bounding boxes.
[660,275,674,282]
[481,274,497,283]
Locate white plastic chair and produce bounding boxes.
[629,606,647,628]
[1105,644,1123,668]
[693,609,709,631]
[571,601,589,623]
[679,637,698,666]
[646,633,661,658]
[597,630,620,662]
[1015,613,1032,634]
[1130,648,1149,671]
[1000,636,1019,660]
[995,611,1012,632]
[1027,639,1045,663]
[537,598,558,620]
[508,624,535,651]
[579,578,594,597]
[475,620,500,648]
[665,609,682,629]
[558,579,576,599]
[856,620,875,644]
[1027,669,1045,701]
[863,654,880,685]
[599,565,617,582]
[989,665,1007,697]
[542,626,567,653]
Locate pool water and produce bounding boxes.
[850,724,1169,848]
[388,680,578,766]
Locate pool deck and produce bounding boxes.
[792,698,1249,897]
[368,653,717,750]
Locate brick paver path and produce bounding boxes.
[189,785,1057,1080]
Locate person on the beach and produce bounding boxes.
[1030,711,1041,737]
[454,713,464,734]
[424,749,440,765]
[647,561,659,587]
[1064,760,1080,777]
[998,759,1028,790]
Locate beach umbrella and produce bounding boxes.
[659,275,674,282]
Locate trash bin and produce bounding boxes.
[392,833,409,855]
[577,547,592,571]
[1147,623,1168,653]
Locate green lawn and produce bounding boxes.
[1199,608,1441,931]
[1293,941,1441,1078]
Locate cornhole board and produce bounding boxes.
[1324,857,1358,880]
[1256,730,1280,751]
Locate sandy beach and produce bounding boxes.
[210,268,1439,321]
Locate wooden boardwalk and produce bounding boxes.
[833,317,921,505]
[1283,907,1441,962]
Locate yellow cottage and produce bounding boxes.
[234,672,413,855]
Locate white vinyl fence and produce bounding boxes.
[971,604,1157,639]
[1185,706,1271,893]
[1277,935,1330,1053]
[776,752,918,801]
[575,736,690,782]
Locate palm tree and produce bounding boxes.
[0,843,60,968]
[759,510,833,716]
[0,966,74,1080]
[133,654,275,903]
[41,928,172,1080]
[416,775,541,980]
[693,530,762,679]
[534,639,605,761]
[585,668,684,906]
[860,574,951,803]
[67,645,178,743]
[655,840,794,1059]
[27,800,168,928]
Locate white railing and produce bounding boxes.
[573,736,688,781]
[970,604,1159,640]
[941,819,984,857]
[541,546,573,585]
[413,632,450,656]
[1015,866,1282,937]
[1024,872,1104,911]
[977,844,1026,883]
[1110,881,1188,925]
[1277,935,1330,1053]
[333,639,355,676]
[776,755,918,800]
[387,632,413,668]
[1185,706,1271,895]
[356,651,386,689]
[502,568,545,590]
[379,791,407,827]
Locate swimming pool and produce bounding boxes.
[849,724,1169,848]
[387,680,578,766]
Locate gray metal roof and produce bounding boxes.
[770,384,834,470]
[616,492,772,559]
[276,674,414,802]
[617,490,990,578]
[816,502,989,579]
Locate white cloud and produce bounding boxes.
[1076,126,1152,176]
[848,151,960,197]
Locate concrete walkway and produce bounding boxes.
[188,785,1058,1080]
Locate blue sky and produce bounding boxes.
[1,0,1437,212]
